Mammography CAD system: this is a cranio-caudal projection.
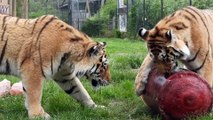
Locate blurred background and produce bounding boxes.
[1,0,213,38]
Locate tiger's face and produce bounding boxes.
[138,27,190,62]
[86,52,111,89]
[79,42,111,89]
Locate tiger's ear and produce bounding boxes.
[88,42,106,56]
[138,27,149,40]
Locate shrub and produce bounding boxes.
[81,18,107,37]
[114,29,122,38]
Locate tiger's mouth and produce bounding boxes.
[91,79,110,90]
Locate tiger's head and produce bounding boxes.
[85,53,111,89]
[74,41,111,90]
[85,42,111,89]
[137,8,203,62]
[60,26,111,89]
[138,27,190,62]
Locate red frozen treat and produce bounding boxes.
[158,71,213,119]
[10,81,24,96]
[140,68,167,112]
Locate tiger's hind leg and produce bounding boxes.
[135,55,153,96]
[55,76,103,108]
[20,59,50,119]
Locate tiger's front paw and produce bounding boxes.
[94,104,106,108]
[89,104,106,109]
[29,112,50,120]
[28,107,51,120]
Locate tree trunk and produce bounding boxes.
[101,0,105,7]
[143,0,145,26]
[86,0,91,17]
[160,0,163,18]
[189,0,192,6]
[17,0,28,18]
[9,0,16,16]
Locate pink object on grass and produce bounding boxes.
[10,81,24,96]
[0,79,11,97]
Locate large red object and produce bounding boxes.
[141,69,213,119]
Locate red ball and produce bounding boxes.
[141,68,167,112]
[158,71,213,119]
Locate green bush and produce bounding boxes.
[82,0,117,37]
[81,18,107,37]
[114,29,122,38]
[127,2,138,38]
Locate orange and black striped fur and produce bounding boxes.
[0,14,111,119]
[135,6,213,96]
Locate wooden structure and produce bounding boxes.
[59,0,103,30]
[0,0,16,16]
[117,0,127,32]
[20,0,28,18]
[0,0,28,18]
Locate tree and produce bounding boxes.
[21,0,29,18]
[86,0,91,17]
[189,0,192,5]
[16,0,28,18]
[161,0,163,18]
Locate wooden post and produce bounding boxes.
[86,0,91,17]
[101,0,105,7]
[160,0,163,18]
[13,0,16,16]
[21,0,28,18]
[143,0,145,26]
[189,0,192,6]
[0,0,13,15]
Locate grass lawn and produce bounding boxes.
[0,38,212,120]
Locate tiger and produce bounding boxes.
[0,14,111,119]
[135,6,213,96]
[77,47,110,89]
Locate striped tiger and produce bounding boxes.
[83,53,110,89]
[0,14,111,119]
[135,6,213,96]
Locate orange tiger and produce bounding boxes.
[0,14,111,119]
[135,6,213,96]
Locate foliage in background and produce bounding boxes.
[29,0,49,18]
[127,1,141,38]
[129,0,213,38]
[99,0,117,19]
[27,0,213,38]
[81,0,117,37]
[81,17,107,37]
[193,0,213,9]
[81,0,213,38]
[28,0,68,22]
[16,0,22,17]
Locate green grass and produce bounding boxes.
[0,38,212,120]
